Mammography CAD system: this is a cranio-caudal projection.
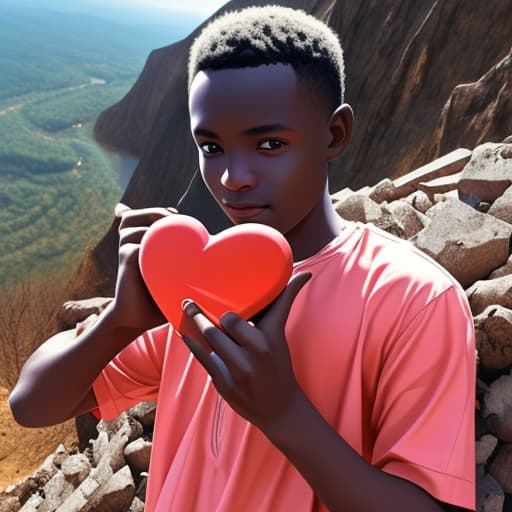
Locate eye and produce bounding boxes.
[200,142,223,155]
[257,139,286,150]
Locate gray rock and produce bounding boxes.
[85,465,135,512]
[18,493,43,512]
[128,496,145,512]
[474,306,512,369]
[489,254,512,279]
[38,471,74,512]
[467,275,512,315]
[124,438,152,475]
[61,454,92,488]
[476,465,505,512]
[393,148,471,197]
[334,194,383,223]
[411,199,512,287]
[482,373,512,442]
[369,178,398,203]
[489,443,512,493]
[0,496,21,512]
[476,434,498,465]
[459,142,512,205]
[488,184,512,225]
[128,401,157,429]
[404,190,433,214]
[417,170,464,198]
[383,200,427,239]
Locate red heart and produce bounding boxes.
[139,214,293,337]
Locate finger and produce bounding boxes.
[259,272,312,331]
[119,226,149,246]
[182,335,222,379]
[118,206,176,230]
[115,202,131,218]
[220,311,267,354]
[182,300,248,369]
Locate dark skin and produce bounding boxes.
[10,64,468,511]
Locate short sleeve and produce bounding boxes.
[92,324,170,420]
[371,286,476,510]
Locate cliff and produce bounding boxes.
[89,0,512,291]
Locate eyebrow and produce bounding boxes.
[193,123,294,139]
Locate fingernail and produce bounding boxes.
[182,298,193,310]
[166,207,179,213]
[115,202,130,217]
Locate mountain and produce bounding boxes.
[89,0,512,292]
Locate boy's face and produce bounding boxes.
[188,63,335,238]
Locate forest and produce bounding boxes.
[0,4,184,287]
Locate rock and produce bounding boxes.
[383,200,427,238]
[476,434,499,465]
[369,178,398,203]
[58,297,113,329]
[429,46,512,173]
[482,373,512,442]
[128,401,157,430]
[417,170,463,198]
[331,187,354,204]
[86,465,135,512]
[38,471,74,512]
[392,148,472,198]
[411,199,512,287]
[334,194,383,223]
[467,275,512,315]
[0,497,20,512]
[128,496,145,512]
[474,306,512,370]
[489,443,512,493]
[124,439,152,475]
[488,184,512,225]
[477,465,505,512]
[490,255,512,279]
[403,190,433,214]
[18,493,43,511]
[458,142,512,206]
[61,454,92,488]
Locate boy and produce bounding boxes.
[10,6,475,511]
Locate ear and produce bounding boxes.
[326,103,353,161]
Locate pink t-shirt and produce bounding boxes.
[93,222,476,511]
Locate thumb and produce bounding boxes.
[259,272,311,331]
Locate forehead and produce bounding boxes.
[188,64,319,131]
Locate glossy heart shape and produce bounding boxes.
[139,214,293,337]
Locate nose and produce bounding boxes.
[220,155,257,191]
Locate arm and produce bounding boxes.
[9,205,173,427]
[182,274,470,512]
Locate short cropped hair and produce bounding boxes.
[188,5,345,112]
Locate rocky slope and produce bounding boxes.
[3,138,512,511]
[89,0,512,290]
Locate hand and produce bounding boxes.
[108,203,177,333]
[182,272,311,430]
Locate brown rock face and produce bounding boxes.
[91,0,512,290]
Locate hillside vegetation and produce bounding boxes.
[0,5,181,286]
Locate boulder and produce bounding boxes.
[476,434,498,465]
[403,190,433,214]
[476,466,505,512]
[61,454,92,488]
[124,439,152,475]
[85,465,135,512]
[489,255,512,279]
[411,199,512,287]
[481,373,512,442]
[467,275,512,315]
[334,194,383,223]
[127,401,157,430]
[383,200,427,238]
[488,184,512,225]
[458,142,512,206]
[474,306,512,370]
[489,443,512,493]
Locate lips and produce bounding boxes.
[223,202,268,219]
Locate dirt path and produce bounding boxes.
[0,387,77,492]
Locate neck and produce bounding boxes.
[286,186,345,262]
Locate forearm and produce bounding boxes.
[9,304,141,427]
[262,391,445,512]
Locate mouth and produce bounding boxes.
[222,202,269,219]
